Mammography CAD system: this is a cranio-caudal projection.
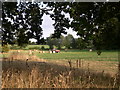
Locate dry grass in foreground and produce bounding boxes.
[2,52,120,88]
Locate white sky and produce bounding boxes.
[41,14,79,39]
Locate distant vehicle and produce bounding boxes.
[55,50,60,53]
[52,48,60,53]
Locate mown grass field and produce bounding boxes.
[1,48,118,62]
[0,44,118,62]
[35,50,118,61]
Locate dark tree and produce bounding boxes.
[26,2,44,44]
[47,2,70,38]
[2,2,18,45]
[2,2,44,46]
[69,2,120,50]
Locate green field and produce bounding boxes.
[34,50,118,61]
[0,45,118,62]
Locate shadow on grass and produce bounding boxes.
[2,58,119,88]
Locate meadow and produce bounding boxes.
[36,50,118,61]
[1,45,118,61]
[1,45,119,88]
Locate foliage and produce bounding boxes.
[76,38,86,50]
[26,3,44,44]
[2,2,120,50]
[63,34,73,49]
[46,36,54,49]
[2,2,17,45]
[2,2,44,47]
[41,46,45,50]
[2,44,9,53]
[69,2,120,50]
[47,2,70,38]
[46,34,94,50]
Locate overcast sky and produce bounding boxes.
[41,14,79,39]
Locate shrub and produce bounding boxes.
[41,46,45,50]
[2,44,9,53]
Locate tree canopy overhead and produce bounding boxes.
[1,1,120,50]
[69,2,120,50]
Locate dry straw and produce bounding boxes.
[2,51,119,88]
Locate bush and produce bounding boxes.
[2,44,9,53]
[41,46,45,50]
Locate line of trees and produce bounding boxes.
[46,34,94,50]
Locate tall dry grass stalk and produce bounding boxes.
[76,59,82,68]
[2,51,120,88]
[2,63,119,88]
